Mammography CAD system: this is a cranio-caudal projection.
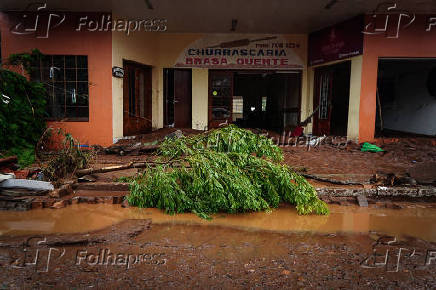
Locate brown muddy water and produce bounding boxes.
[1,204,435,241]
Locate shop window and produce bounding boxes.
[31,55,89,121]
[261,96,267,112]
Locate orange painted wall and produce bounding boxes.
[359,15,436,142]
[0,12,113,146]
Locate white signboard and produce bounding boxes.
[175,34,304,69]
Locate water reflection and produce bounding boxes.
[0,204,435,241]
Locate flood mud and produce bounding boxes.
[1,203,435,241]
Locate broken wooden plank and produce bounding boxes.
[0,156,18,166]
[301,173,366,185]
[75,160,183,177]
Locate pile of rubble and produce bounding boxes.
[0,156,53,210]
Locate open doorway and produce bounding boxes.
[164,69,192,128]
[208,70,302,132]
[376,58,436,137]
[312,61,351,136]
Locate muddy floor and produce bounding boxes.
[0,219,435,288]
[98,129,436,185]
[282,138,436,184]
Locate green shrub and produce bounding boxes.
[0,68,47,167]
[127,125,329,219]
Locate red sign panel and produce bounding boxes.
[308,15,364,66]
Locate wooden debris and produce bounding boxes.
[0,156,18,167]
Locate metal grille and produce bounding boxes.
[319,73,329,120]
[31,55,89,121]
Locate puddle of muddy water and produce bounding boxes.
[0,204,435,241]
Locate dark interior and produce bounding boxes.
[376,58,436,137]
[232,71,301,132]
[330,61,351,136]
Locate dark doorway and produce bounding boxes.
[164,69,192,128]
[376,58,436,137]
[209,70,301,132]
[123,60,152,136]
[208,71,234,128]
[313,61,351,136]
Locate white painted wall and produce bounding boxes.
[379,60,436,136]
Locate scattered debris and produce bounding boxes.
[0,179,54,191]
[104,142,159,156]
[49,183,73,198]
[51,200,68,209]
[301,173,368,185]
[76,162,153,177]
[0,173,15,182]
[0,156,18,167]
[361,142,384,153]
[356,195,368,207]
[78,174,97,183]
[165,129,184,140]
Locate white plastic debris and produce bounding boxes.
[0,173,15,183]
[1,94,10,104]
[0,179,54,191]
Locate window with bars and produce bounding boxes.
[31,55,89,121]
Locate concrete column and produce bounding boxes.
[304,67,315,134]
[347,55,363,142]
[153,67,163,130]
[191,68,209,130]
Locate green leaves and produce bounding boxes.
[0,69,47,167]
[128,126,329,218]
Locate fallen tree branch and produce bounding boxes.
[301,173,364,186]
[75,159,184,177]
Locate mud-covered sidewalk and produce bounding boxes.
[0,219,435,288]
[1,128,435,211]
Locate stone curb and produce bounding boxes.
[316,186,436,197]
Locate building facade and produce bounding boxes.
[1,6,435,146]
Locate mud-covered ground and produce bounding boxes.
[0,219,435,289]
[101,129,436,185]
[282,139,436,182]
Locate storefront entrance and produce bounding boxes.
[164,69,192,128]
[313,61,351,136]
[208,70,302,132]
[123,60,152,136]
